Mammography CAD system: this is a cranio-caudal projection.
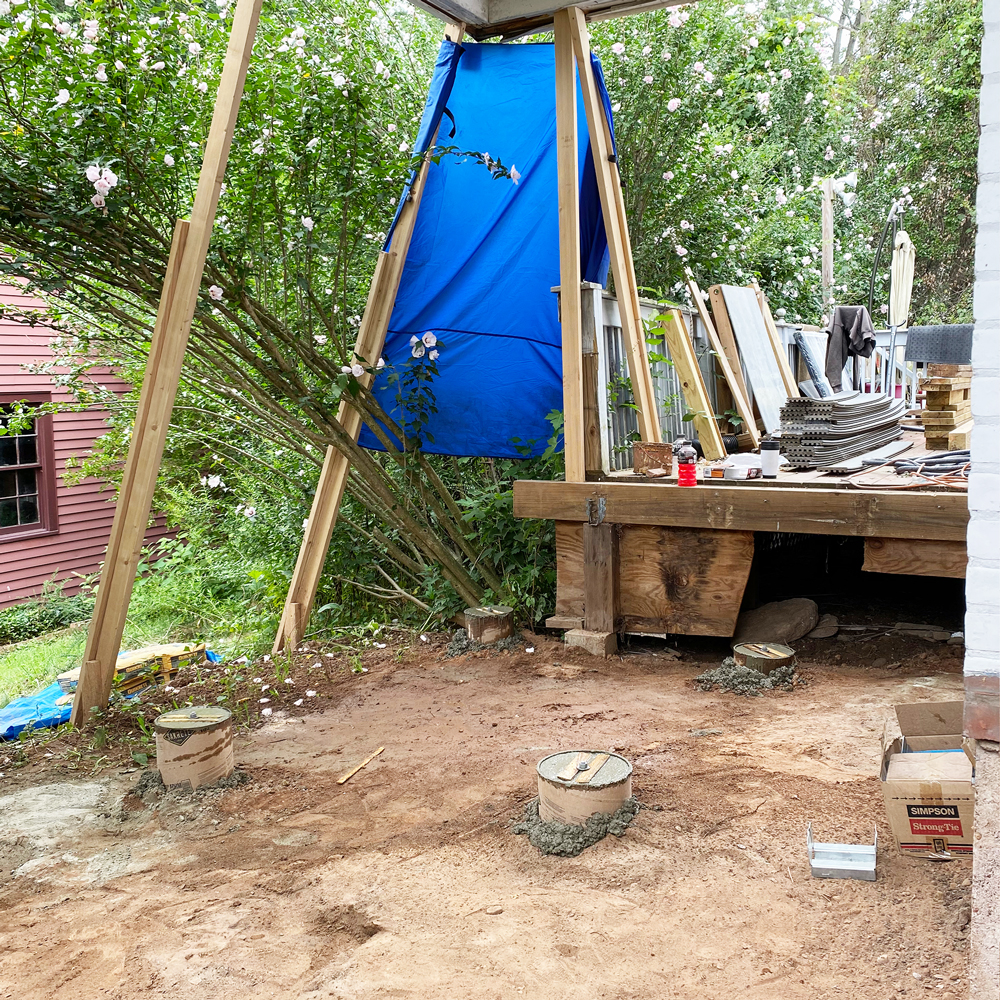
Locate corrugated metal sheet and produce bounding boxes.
[0,283,168,607]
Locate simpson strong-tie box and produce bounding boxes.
[880,701,975,859]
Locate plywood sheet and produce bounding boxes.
[554,521,754,636]
[720,284,789,433]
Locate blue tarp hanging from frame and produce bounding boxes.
[359,42,616,458]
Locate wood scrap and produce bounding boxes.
[337,746,385,785]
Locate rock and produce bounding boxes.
[806,613,839,639]
[485,905,503,915]
[733,599,819,646]
[689,728,723,737]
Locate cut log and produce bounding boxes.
[465,605,514,644]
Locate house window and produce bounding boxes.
[0,395,57,538]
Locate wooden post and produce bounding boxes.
[554,8,586,484]
[273,22,465,653]
[583,522,619,634]
[661,310,726,460]
[568,7,661,447]
[821,177,834,319]
[71,0,264,725]
[687,278,759,449]
[581,281,610,477]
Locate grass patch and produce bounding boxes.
[0,630,87,708]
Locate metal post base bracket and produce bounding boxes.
[807,822,877,881]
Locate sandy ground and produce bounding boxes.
[0,635,973,1000]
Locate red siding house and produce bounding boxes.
[0,282,164,607]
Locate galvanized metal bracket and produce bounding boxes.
[586,496,606,525]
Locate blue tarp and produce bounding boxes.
[359,42,616,458]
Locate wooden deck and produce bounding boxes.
[513,436,968,639]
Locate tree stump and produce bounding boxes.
[465,605,514,645]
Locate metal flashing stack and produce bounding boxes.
[779,391,905,468]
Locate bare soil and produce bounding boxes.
[0,632,972,999]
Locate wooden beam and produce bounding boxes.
[583,522,619,632]
[554,9,586,483]
[708,285,752,410]
[863,537,967,579]
[660,309,726,460]
[273,22,465,652]
[688,278,759,449]
[71,0,264,725]
[513,479,969,542]
[568,7,660,446]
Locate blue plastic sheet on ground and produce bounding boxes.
[360,42,615,458]
[0,649,223,740]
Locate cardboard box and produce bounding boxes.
[57,643,207,695]
[880,701,975,859]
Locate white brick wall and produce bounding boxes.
[967,1,1000,685]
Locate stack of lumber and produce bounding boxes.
[921,364,972,451]
[57,643,207,696]
[779,391,905,468]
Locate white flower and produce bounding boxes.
[643,74,653,85]
[306,137,320,149]
[704,71,714,83]
[611,42,625,55]
[0,0,13,13]
[387,123,396,132]
[804,91,813,105]
[730,169,739,179]
[53,88,70,106]
[93,177,111,195]
[163,153,174,166]
[409,334,419,346]
[85,164,100,182]
[824,145,835,161]
[510,164,520,185]
[667,97,681,112]
[90,193,105,208]
[675,244,688,256]
[332,72,346,88]
[313,334,327,345]
[152,60,165,70]
[101,168,118,187]
[421,331,437,347]
[242,505,256,518]
[668,12,681,27]
[95,65,108,82]
[261,707,272,717]
[749,37,759,48]
[208,284,224,301]
[114,59,125,71]
[411,343,426,358]
[898,9,913,21]
[306,689,317,697]
[206,474,223,488]
[376,357,386,369]
[715,88,723,97]
[642,45,651,55]
[662,170,674,181]
[197,81,208,93]
[429,349,439,361]
[83,19,97,38]
[301,215,314,231]
[351,363,364,377]
[340,365,352,374]
[188,41,202,55]
[54,19,69,34]
[693,61,704,73]
[801,255,812,266]
[781,68,792,80]
[80,42,95,54]
[796,20,806,33]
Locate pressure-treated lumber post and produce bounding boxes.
[71,0,264,726]
[553,8,586,484]
[687,278,759,448]
[661,310,727,461]
[568,7,661,447]
[273,25,465,652]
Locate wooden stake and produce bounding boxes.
[273,23,465,653]
[661,310,727,461]
[568,7,661,446]
[687,278,759,449]
[71,0,266,725]
[337,746,385,785]
[554,8,586,484]
[821,177,835,318]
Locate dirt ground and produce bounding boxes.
[0,631,973,1000]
